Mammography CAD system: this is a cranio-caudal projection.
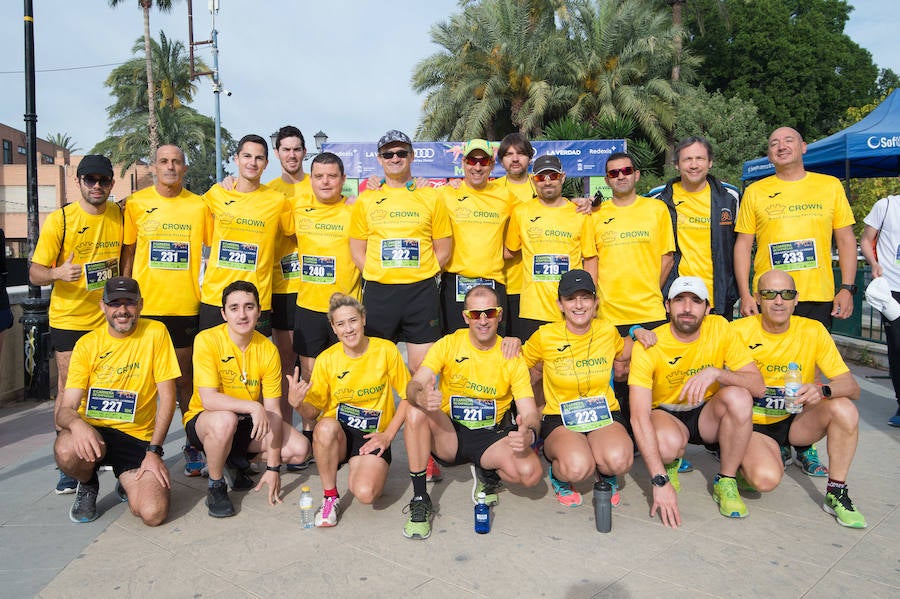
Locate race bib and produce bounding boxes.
[769,239,817,272]
[149,240,189,270]
[218,240,258,271]
[84,259,119,291]
[532,254,569,281]
[301,255,336,284]
[380,239,420,268]
[450,396,497,430]
[279,252,301,280]
[753,386,788,417]
[455,276,495,302]
[337,403,382,433]
[85,387,137,422]
[560,396,612,433]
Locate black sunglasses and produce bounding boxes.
[758,289,798,300]
[380,150,410,159]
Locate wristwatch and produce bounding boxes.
[821,385,832,398]
[147,444,164,457]
[651,473,669,487]
[840,283,858,295]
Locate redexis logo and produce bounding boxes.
[867,135,900,149]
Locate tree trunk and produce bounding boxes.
[143,2,159,160]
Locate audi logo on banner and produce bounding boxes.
[415,148,436,159]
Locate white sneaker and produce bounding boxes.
[315,495,341,527]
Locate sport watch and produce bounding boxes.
[651,473,669,487]
[147,444,164,457]
[840,283,858,295]
[821,385,832,398]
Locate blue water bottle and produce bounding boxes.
[474,492,490,534]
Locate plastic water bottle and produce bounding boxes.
[593,479,612,533]
[784,362,803,414]
[474,492,490,534]
[299,485,314,529]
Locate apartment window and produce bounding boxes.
[42,154,55,164]
[17,145,26,155]
[2,139,11,164]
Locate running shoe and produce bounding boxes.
[602,474,620,507]
[425,456,443,482]
[286,457,315,472]
[713,476,748,518]
[115,480,128,502]
[678,458,694,473]
[549,465,582,507]
[736,470,757,493]
[315,495,341,527]
[183,444,208,477]
[780,445,792,467]
[795,445,828,477]
[470,465,500,506]
[206,480,235,518]
[665,458,682,493]
[224,467,256,491]
[823,488,867,528]
[402,495,433,539]
[69,481,99,523]
[55,471,78,495]
[889,407,900,427]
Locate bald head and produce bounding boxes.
[464,284,499,308]
[758,269,796,292]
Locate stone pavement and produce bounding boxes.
[1,365,898,598]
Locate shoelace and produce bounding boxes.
[719,479,739,499]
[408,499,431,521]
[831,490,855,511]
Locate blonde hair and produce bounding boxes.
[327,293,365,322]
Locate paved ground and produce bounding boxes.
[1,364,899,598]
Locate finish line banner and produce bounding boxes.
[321,139,626,179]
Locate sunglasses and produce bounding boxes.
[606,166,635,178]
[464,155,492,167]
[105,299,137,308]
[462,307,502,320]
[82,175,113,187]
[758,289,798,300]
[380,150,410,159]
[533,172,562,182]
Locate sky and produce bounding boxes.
[0,0,897,182]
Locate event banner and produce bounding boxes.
[321,139,626,179]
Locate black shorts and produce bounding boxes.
[49,327,89,353]
[293,305,336,358]
[659,404,710,446]
[439,274,507,335]
[0,307,12,332]
[325,422,392,467]
[271,293,297,331]
[794,301,832,330]
[614,319,669,338]
[539,411,626,441]
[185,412,256,469]
[506,294,524,340]
[93,426,149,478]
[143,315,198,349]
[435,413,515,469]
[518,317,548,344]
[198,303,273,338]
[753,415,796,447]
[362,278,441,344]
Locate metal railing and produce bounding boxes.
[830,264,885,343]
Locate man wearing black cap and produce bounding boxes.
[349,129,452,374]
[30,154,124,494]
[54,276,180,525]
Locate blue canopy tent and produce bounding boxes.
[741,89,900,182]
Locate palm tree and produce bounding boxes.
[108,0,175,158]
[45,132,81,155]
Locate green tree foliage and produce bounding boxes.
[671,85,768,185]
[45,132,81,154]
[685,0,880,139]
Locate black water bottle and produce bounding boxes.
[593,479,612,533]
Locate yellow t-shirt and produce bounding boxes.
[422,329,533,428]
[731,315,849,424]
[304,337,409,433]
[31,202,123,330]
[505,200,597,322]
[440,180,517,282]
[292,194,361,313]
[68,319,180,441]
[349,185,452,283]
[496,175,538,295]
[267,177,313,295]
[629,315,754,410]
[735,172,855,301]
[123,186,209,316]
[671,183,716,307]
[522,319,623,416]
[201,184,293,311]
[183,324,282,425]
[592,196,674,325]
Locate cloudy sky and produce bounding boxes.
[0,1,896,181]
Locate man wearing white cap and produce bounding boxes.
[629,276,764,527]
[731,269,866,528]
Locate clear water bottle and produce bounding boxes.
[784,362,803,414]
[299,485,314,529]
[593,479,612,533]
[474,492,490,534]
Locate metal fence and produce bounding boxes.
[830,264,886,343]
